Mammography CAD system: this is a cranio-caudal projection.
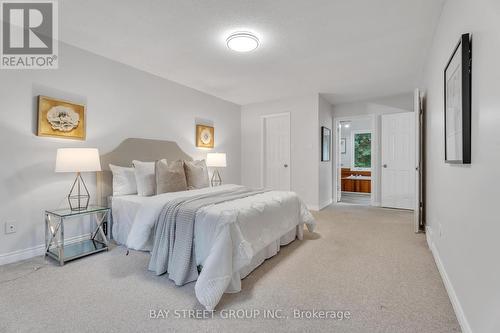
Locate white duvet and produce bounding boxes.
[111,184,315,310]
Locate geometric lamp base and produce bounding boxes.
[211,169,222,187]
[68,172,90,211]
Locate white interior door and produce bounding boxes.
[336,122,342,202]
[262,113,291,190]
[381,112,415,209]
[414,89,422,232]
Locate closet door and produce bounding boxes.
[262,113,291,191]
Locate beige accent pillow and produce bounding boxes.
[155,159,188,194]
[183,160,209,190]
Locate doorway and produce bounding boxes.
[332,92,422,232]
[334,116,375,205]
[261,113,291,190]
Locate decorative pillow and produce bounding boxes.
[109,164,137,196]
[183,160,209,190]
[155,159,188,194]
[132,160,156,196]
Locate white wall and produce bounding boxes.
[340,123,352,168]
[369,92,414,111]
[420,1,500,332]
[333,99,412,205]
[0,42,241,264]
[241,94,320,209]
[318,95,333,209]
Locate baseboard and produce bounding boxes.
[426,226,472,333]
[319,198,333,210]
[0,233,91,266]
[307,204,320,211]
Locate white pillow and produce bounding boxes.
[132,160,156,196]
[109,164,137,196]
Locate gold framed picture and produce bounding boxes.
[37,96,86,140]
[196,124,214,148]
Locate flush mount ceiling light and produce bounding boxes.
[226,32,259,52]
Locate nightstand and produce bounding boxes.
[45,206,110,266]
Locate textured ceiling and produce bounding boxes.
[59,0,445,105]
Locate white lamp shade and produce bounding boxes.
[55,148,102,173]
[206,153,227,167]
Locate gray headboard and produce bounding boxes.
[97,138,192,206]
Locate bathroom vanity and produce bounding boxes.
[341,168,371,193]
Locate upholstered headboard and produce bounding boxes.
[97,138,192,206]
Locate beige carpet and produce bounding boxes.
[0,205,460,333]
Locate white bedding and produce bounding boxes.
[111,184,315,309]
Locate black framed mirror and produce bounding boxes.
[444,33,472,164]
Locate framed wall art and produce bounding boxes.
[321,126,331,162]
[37,96,86,140]
[196,124,214,148]
[444,33,471,164]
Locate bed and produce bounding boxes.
[97,138,316,310]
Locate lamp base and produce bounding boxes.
[68,173,90,211]
[211,169,222,187]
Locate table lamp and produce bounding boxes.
[55,148,101,211]
[206,153,226,187]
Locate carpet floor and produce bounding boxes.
[0,205,460,333]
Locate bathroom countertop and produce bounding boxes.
[343,175,371,181]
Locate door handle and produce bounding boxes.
[383,164,387,168]
[284,164,288,168]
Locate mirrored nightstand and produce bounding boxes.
[45,206,110,266]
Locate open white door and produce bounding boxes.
[381,112,415,210]
[414,89,423,232]
[336,122,342,202]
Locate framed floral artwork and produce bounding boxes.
[196,124,214,148]
[37,96,86,140]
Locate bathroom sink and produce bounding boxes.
[346,175,371,180]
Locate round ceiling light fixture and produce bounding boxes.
[226,32,260,52]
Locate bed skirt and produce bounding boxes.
[225,224,303,293]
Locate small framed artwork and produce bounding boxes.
[196,124,214,148]
[444,33,472,164]
[321,126,331,162]
[37,96,86,140]
[340,138,346,154]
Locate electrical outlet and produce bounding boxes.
[4,221,16,234]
